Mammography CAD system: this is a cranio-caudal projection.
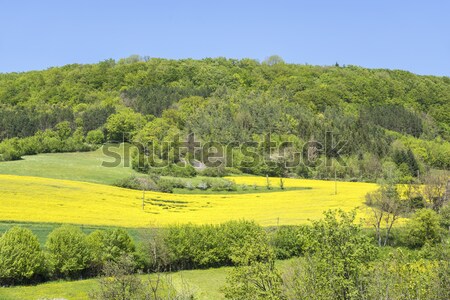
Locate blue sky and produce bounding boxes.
[0,0,449,76]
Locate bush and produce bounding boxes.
[0,138,23,161]
[270,226,309,259]
[0,227,44,285]
[45,225,92,278]
[406,209,442,248]
[199,167,228,177]
[86,129,105,145]
[156,179,174,193]
[210,179,237,192]
[161,221,266,270]
[88,228,135,272]
[113,176,158,191]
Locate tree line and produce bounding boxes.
[1,205,449,298]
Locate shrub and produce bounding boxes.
[199,167,228,177]
[270,226,308,259]
[156,179,174,193]
[86,129,105,145]
[406,208,442,248]
[0,138,23,161]
[0,227,44,285]
[45,225,92,278]
[88,228,135,272]
[162,221,266,270]
[113,176,157,191]
[210,179,237,192]
[197,181,209,190]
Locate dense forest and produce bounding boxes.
[0,55,449,181]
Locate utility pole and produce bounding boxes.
[334,169,337,195]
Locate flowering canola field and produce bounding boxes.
[0,174,377,227]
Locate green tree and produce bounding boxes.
[88,228,135,270]
[286,210,377,300]
[105,108,146,142]
[223,231,285,300]
[0,227,44,285]
[365,182,404,246]
[45,225,92,278]
[86,129,105,144]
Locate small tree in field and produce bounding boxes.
[0,226,44,285]
[366,183,404,246]
[88,228,135,270]
[45,225,92,278]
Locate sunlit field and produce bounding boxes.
[0,174,377,227]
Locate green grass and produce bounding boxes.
[0,144,136,185]
[0,260,293,300]
[0,221,147,246]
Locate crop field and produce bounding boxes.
[0,174,377,227]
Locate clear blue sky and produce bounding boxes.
[1,0,449,76]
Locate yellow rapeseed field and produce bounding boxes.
[0,174,377,227]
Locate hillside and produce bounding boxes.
[0,57,449,182]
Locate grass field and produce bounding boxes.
[0,173,377,227]
[0,260,294,300]
[0,144,136,185]
[0,268,229,300]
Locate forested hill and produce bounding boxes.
[0,56,449,180]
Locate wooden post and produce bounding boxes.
[334,169,337,195]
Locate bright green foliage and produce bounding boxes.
[85,129,104,145]
[270,226,308,259]
[159,221,267,270]
[88,228,135,269]
[55,121,72,139]
[105,108,146,142]
[0,58,449,180]
[287,210,377,300]
[406,208,442,248]
[223,230,285,300]
[0,226,44,285]
[45,225,92,278]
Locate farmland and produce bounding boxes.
[0,174,377,227]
